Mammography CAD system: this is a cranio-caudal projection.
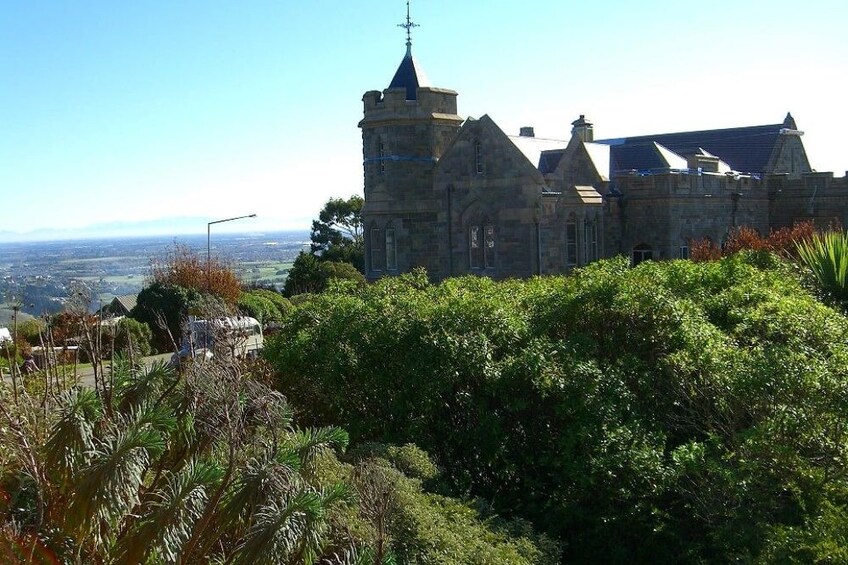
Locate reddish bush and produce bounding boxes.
[150,244,241,305]
[690,238,722,262]
[691,221,819,262]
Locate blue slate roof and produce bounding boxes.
[597,122,785,174]
[539,150,564,174]
[388,47,429,100]
[608,142,689,172]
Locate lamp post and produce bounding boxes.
[207,214,257,288]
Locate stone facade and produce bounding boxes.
[361,47,848,280]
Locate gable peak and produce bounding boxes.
[783,112,797,130]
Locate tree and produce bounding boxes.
[283,253,366,298]
[132,245,244,352]
[131,282,203,352]
[150,244,242,306]
[310,195,364,271]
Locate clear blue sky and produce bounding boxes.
[2,0,846,239]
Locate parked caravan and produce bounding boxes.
[170,316,263,367]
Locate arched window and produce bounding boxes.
[370,227,384,272]
[469,219,494,269]
[565,214,578,267]
[385,226,397,271]
[475,140,483,175]
[632,244,653,266]
[583,216,598,263]
[484,223,495,268]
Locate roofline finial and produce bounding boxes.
[397,0,419,55]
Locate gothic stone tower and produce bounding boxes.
[359,16,462,279]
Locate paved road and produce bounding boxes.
[75,352,174,388]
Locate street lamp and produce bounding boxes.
[207,214,257,287]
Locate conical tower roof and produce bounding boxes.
[388,45,430,100]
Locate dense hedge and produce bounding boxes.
[266,254,848,562]
[237,289,292,324]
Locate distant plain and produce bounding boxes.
[0,231,309,324]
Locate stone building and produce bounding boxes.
[360,37,848,280]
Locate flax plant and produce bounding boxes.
[796,230,848,301]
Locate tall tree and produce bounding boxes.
[310,196,364,271]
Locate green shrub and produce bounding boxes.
[266,254,848,561]
[238,289,293,324]
[106,317,153,358]
[283,253,366,297]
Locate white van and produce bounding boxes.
[171,316,263,366]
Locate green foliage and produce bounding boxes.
[131,282,202,352]
[237,290,291,324]
[0,360,353,563]
[341,445,560,564]
[105,317,153,359]
[796,230,848,302]
[267,253,848,561]
[251,289,292,316]
[0,355,552,563]
[283,252,323,297]
[322,261,367,288]
[16,318,45,346]
[310,195,364,271]
[283,253,366,297]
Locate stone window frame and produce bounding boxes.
[370,227,384,272]
[385,225,397,271]
[678,244,689,259]
[474,140,483,175]
[582,215,599,263]
[565,213,578,268]
[467,216,495,271]
[483,222,495,269]
[469,224,483,269]
[632,243,653,266]
[377,137,386,175]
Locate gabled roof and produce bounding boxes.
[435,115,547,185]
[608,141,688,173]
[538,150,563,174]
[597,122,787,174]
[507,135,568,171]
[539,140,611,180]
[388,46,430,100]
[108,294,138,316]
[584,142,611,181]
[694,147,733,173]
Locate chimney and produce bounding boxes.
[519,126,535,138]
[686,154,720,173]
[571,114,593,142]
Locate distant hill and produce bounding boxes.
[0,216,309,243]
[0,306,36,328]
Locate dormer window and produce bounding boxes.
[475,141,483,175]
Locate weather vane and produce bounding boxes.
[397,0,419,48]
